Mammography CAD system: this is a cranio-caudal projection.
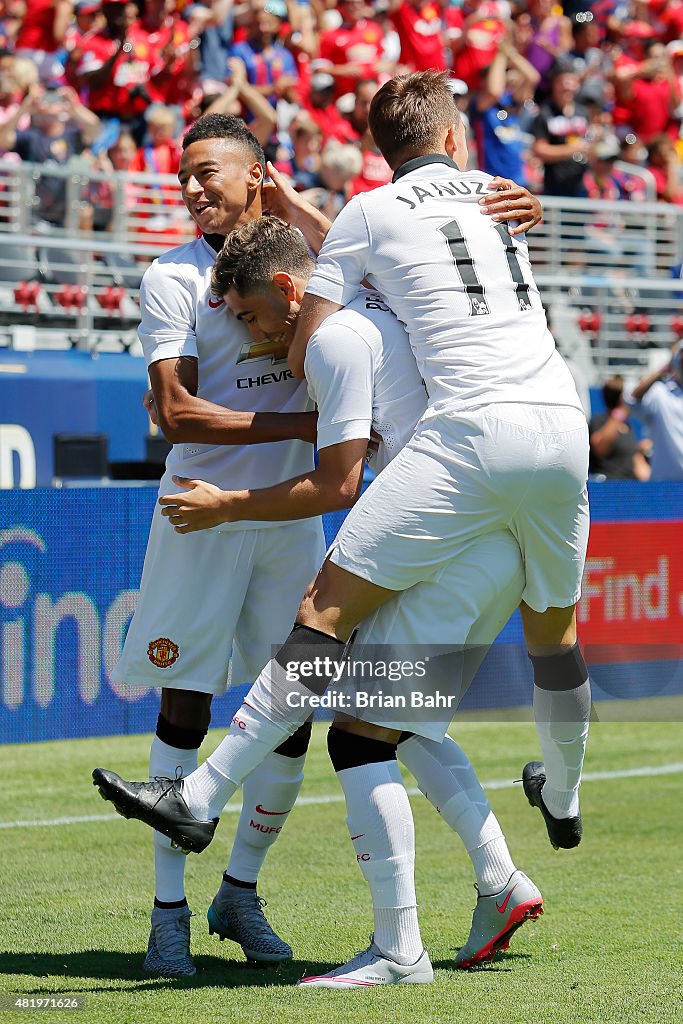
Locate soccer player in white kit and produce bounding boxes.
[162,217,545,970]
[111,113,335,977]
[94,74,590,986]
[101,113,543,978]
[96,217,549,978]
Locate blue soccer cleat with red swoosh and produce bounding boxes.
[454,871,543,969]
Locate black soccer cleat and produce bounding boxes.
[521,761,582,851]
[92,768,218,854]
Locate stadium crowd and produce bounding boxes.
[0,0,682,225]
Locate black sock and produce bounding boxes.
[223,873,257,890]
[154,897,188,910]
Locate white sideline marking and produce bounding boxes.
[2,761,682,831]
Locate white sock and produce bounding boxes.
[399,734,515,895]
[533,679,591,819]
[182,695,295,820]
[149,736,197,903]
[337,760,423,965]
[225,752,306,884]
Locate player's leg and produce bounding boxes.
[520,601,590,848]
[108,508,256,974]
[178,561,397,822]
[209,519,325,962]
[94,434,498,848]
[145,688,211,977]
[355,529,541,968]
[299,719,433,988]
[503,404,591,848]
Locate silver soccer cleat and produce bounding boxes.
[207,878,293,964]
[143,905,196,977]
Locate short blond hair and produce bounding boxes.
[369,70,460,168]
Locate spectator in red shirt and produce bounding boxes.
[319,0,393,99]
[130,0,199,108]
[449,0,508,91]
[76,0,154,132]
[302,69,358,145]
[612,32,681,143]
[390,0,447,73]
[348,129,392,196]
[647,134,683,205]
[15,0,74,80]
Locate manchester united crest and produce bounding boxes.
[147,637,180,668]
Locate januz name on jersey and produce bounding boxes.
[395,178,488,210]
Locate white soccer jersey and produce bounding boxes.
[306,157,583,416]
[139,235,314,530]
[304,289,427,473]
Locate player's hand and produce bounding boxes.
[262,160,316,222]
[158,476,230,533]
[480,178,543,235]
[142,388,159,426]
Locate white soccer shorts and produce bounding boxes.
[112,508,326,695]
[350,529,525,741]
[329,403,589,613]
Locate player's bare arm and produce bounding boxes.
[159,437,368,532]
[149,355,317,445]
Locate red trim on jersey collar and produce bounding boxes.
[392,153,459,183]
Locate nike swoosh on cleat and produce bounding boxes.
[496,886,517,914]
[254,804,290,815]
[350,834,365,841]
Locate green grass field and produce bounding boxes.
[1,717,682,1024]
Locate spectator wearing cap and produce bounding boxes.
[319,0,392,100]
[630,345,683,481]
[302,69,357,145]
[470,31,539,185]
[532,64,591,196]
[612,32,681,144]
[15,0,74,81]
[390,0,447,73]
[589,376,651,481]
[583,135,627,200]
[230,0,299,109]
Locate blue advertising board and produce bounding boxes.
[1,483,682,744]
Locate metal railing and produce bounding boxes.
[0,160,682,375]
